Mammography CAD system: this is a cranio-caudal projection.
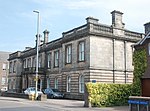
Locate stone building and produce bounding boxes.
[0,51,10,91]
[8,10,143,99]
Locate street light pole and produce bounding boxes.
[33,10,40,99]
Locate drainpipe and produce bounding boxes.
[124,41,127,83]
[113,39,115,83]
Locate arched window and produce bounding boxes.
[79,75,84,93]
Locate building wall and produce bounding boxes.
[89,35,134,83]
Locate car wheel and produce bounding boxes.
[51,95,54,99]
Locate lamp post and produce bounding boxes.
[33,10,40,99]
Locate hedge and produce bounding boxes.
[86,83,132,107]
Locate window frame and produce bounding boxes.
[38,55,42,68]
[32,57,36,67]
[9,62,12,73]
[47,52,51,69]
[65,44,72,64]
[67,76,71,92]
[13,61,16,73]
[54,50,59,68]
[78,41,85,62]
[54,78,58,89]
[79,75,84,93]
[27,58,31,68]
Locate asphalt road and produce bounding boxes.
[0,96,128,111]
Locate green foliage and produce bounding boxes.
[132,49,147,96]
[86,83,132,107]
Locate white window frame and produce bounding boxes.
[78,41,85,61]
[66,45,72,63]
[79,75,84,93]
[54,50,59,67]
[54,78,58,89]
[47,53,51,68]
[67,76,71,92]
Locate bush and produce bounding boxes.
[86,83,132,107]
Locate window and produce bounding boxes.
[27,58,31,68]
[55,78,58,89]
[1,77,6,85]
[9,62,12,73]
[66,45,72,64]
[54,50,59,67]
[47,78,50,88]
[67,76,71,92]
[78,41,85,61]
[47,53,51,68]
[13,61,16,73]
[23,59,27,68]
[39,55,42,67]
[79,75,84,93]
[32,57,36,67]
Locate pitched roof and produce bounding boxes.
[134,32,150,46]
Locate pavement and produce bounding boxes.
[0,96,128,111]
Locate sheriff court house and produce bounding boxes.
[8,10,144,100]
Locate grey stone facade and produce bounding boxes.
[8,10,143,100]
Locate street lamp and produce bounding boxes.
[33,10,40,99]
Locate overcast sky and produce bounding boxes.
[0,0,150,52]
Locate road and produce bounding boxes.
[0,96,128,111]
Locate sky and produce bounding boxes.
[0,0,150,52]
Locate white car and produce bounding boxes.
[24,87,43,96]
[1,87,7,92]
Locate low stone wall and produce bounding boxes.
[1,91,29,99]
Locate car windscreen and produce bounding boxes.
[52,89,59,92]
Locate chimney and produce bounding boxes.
[36,34,42,46]
[144,22,150,35]
[86,17,99,24]
[43,29,49,44]
[111,10,125,29]
[111,10,125,36]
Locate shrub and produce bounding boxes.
[86,83,132,107]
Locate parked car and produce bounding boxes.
[43,88,64,98]
[0,87,7,92]
[24,87,43,96]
